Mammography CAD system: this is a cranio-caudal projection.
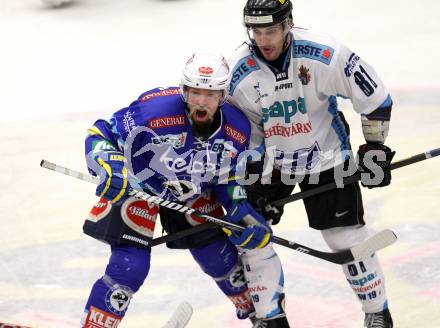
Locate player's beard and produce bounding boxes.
[188,105,214,136]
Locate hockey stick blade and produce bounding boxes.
[40,160,397,264]
[350,229,397,261]
[161,301,193,328]
[271,229,397,265]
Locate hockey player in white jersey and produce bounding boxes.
[228,1,395,327]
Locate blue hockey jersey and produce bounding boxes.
[85,87,251,212]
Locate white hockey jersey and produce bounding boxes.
[228,28,391,174]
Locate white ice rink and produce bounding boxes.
[1,0,439,327]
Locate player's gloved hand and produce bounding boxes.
[246,163,285,225]
[223,201,272,249]
[357,142,396,188]
[95,151,130,204]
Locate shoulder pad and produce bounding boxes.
[137,87,180,103]
[221,103,251,147]
[228,55,260,95]
[293,39,335,65]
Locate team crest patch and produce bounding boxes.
[185,191,224,226]
[87,197,112,222]
[121,197,158,237]
[298,65,311,85]
[105,288,131,316]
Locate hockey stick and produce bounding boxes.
[270,147,440,207]
[162,301,193,328]
[40,159,397,264]
[154,147,440,245]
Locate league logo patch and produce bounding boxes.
[298,65,311,85]
[121,197,158,237]
[185,190,224,226]
[87,197,112,223]
[105,288,131,316]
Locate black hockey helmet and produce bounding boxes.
[243,0,293,28]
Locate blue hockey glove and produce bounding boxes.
[95,151,130,204]
[223,202,272,249]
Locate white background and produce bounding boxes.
[0,0,439,327]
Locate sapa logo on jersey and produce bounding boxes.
[121,197,158,237]
[84,306,121,328]
[87,197,112,222]
[261,97,307,123]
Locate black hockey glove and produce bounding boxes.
[357,143,396,188]
[245,163,288,225]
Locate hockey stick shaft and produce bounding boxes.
[270,147,440,207]
[40,159,396,264]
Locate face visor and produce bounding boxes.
[245,18,291,47]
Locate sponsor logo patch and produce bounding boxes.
[275,82,293,91]
[293,40,334,65]
[224,124,247,145]
[84,306,122,328]
[185,190,224,226]
[198,66,213,76]
[148,115,185,129]
[254,82,269,103]
[87,198,112,222]
[229,55,260,95]
[139,88,180,102]
[121,197,158,237]
[151,132,187,149]
[261,97,307,123]
[275,70,289,82]
[344,52,360,77]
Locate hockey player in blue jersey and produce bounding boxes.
[80,53,289,327]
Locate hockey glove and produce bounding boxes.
[223,201,272,250]
[358,143,395,188]
[95,151,130,204]
[245,163,288,225]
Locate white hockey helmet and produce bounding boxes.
[180,53,230,105]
